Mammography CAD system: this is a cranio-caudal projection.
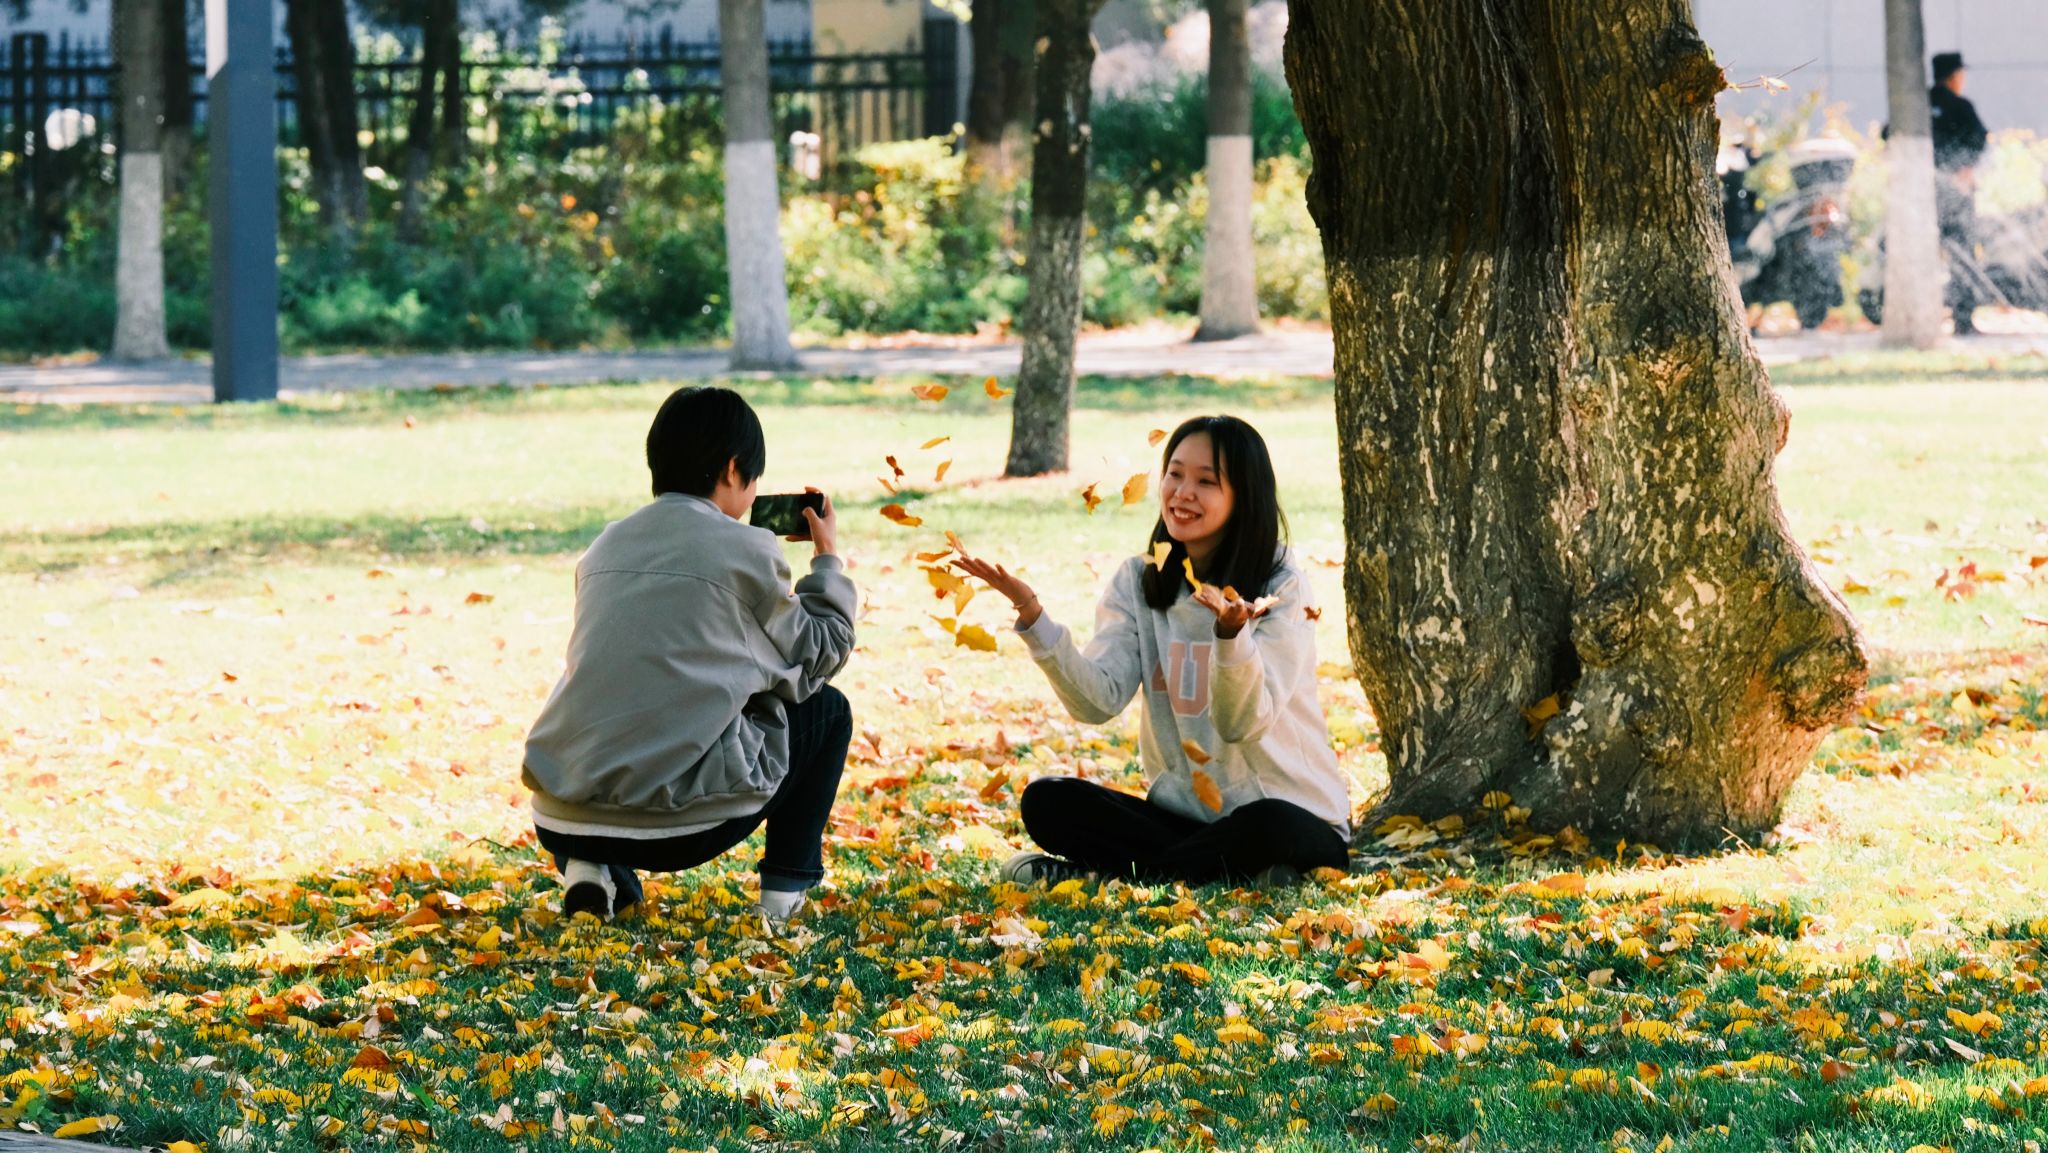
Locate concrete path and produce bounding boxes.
[3,321,2044,405]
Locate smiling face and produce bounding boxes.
[1159,432,1236,562]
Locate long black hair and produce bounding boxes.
[1139,415,1288,610]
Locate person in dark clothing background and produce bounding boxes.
[1929,51,1990,333]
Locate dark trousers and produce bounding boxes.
[536,686,852,907]
[1019,776,1348,885]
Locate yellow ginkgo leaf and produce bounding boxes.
[1147,428,1167,446]
[921,435,951,449]
[945,529,966,553]
[1182,557,1204,592]
[1121,472,1149,506]
[165,1142,205,1153]
[880,504,923,528]
[911,383,950,402]
[1190,769,1223,812]
[954,624,999,653]
[1147,541,1173,570]
[1181,738,1213,766]
[1522,694,1562,738]
[53,1116,118,1139]
[935,460,953,483]
[167,887,235,913]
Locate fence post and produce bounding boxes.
[921,16,957,140]
[12,33,52,257]
[209,0,278,402]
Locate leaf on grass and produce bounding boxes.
[954,624,998,653]
[464,592,494,605]
[1180,738,1213,766]
[1147,541,1173,570]
[921,436,951,449]
[1522,694,1562,739]
[984,376,1011,399]
[1081,484,1103,514]
[979,771,1010,801]
[911,383,950,402]
[352,1044,395,1069]
[880,504,923,527]
[1147,428,1167,447]
[1121,472,1149,506]
[935,460,952,483]
[1947,1008,2002,1037]
[1190,769,1223,812]
[167,887,236,913]
[52,1116,118,1139]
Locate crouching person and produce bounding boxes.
[522,386,856,928]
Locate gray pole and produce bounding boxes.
[208,0,278,402]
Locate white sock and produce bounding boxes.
[562,858,615,903]
[758,887,805,920]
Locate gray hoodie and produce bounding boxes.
[522,494,857,839]
[1018,551,1351,837]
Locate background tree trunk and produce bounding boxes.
[1004,0,1103,478]
[432,0,463,166]
[719,0,798,370]
[1194,0,1257,340]
[112,0,169,360]
[965,0,1035,187]
[1285,0,1867,847]
[1881,0,1943,348]
[159,0,192,193]
[398,0,459,237]
[287,0,368,238]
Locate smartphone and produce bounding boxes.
[749,492,826,538]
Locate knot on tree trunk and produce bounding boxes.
[1624,689,1690,765]
[1657,25,1727,110]
[1571,579,1640,667]
[1771,634,1869,730]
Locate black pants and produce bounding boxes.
[1019,776,1348,885]
[536,686,852,907]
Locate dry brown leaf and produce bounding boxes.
[1190,768,1223,812]
[1081,484,1103,514]
[880,504,923,528]
[979,771,1010,801]
[886,455,906,480]
[1304,605,1323,621]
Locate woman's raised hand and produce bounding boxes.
[954,553,1042,630]
[1192,582,1276,639]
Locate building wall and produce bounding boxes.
[1695,0,2048,136]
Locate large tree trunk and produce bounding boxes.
[1194,0,1258,341]
[112,0,170,360]
[1004,0,1103,477]
[159,0,192,194]
[398,0,458,238]
[965,0,1035,187]
[287,0,368,239]
[1881,0,1943,348]
[432,0,463,167]
[1286,1,1868,847]
[719,0,798,370]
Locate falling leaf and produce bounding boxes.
[1081,484,1103,514]
[927,567,975,614]
[915,549,953,563]
[1182,557,1203,592]
[1304,605,1322,621]
[366,568,392,579]
[1180,739,1212,766]
[221,671,238,682]
[885,455,906,481]
[880,504,923,528]
[878,474,900,494]
[984,376,1011,399]
[53,1116,119,1139]
[464,592,494,605]
[954,624,998,653]
[1190,769,1223,812]
[1121,473,1149,506]
[1522,694,1562,739]
[1147,428,1167,447]
[935,460,953,483]
[945,530,966,553]
[911,383,950,402]
[1147,541,1173,570]
[921,436,951,449]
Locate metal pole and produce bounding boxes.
[207,0,278,402]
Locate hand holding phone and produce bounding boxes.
[749,488,836,556]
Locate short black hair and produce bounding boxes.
[1933,52,1965,83]
[1139,415,1288,611]
[646,386,766,497]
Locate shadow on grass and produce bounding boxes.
[0,373,1342,435]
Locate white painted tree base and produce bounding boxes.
[113,151,170,361]
[1882,135,1944,350]
[723,139,798,370]
[1196,133,1259,341]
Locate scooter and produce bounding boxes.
[1723,137,1858,330]
[1856,199,2048,330]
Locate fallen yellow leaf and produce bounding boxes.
[53,1116,118,1139]
[1522,694,1562,738]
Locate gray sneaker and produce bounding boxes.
[999,850,1092,886]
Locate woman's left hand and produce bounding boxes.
[1193,584,1276,639]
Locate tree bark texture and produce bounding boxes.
[720,0,798,370]
[160,0,192,193]
[1005,0,1103,478]
[287,0,368,238]
[1285,0,1868,847]
[1881,0,1943,348]
[398,0,459,237]
[965,0,1036,186]
[113,0,169,360]
[1195,0,1258,340]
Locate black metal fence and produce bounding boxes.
[3,19,959,168]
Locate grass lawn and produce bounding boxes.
[1,367,2045,1152]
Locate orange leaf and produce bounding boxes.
[1190,769,1223,812]
[878,475,900,494]
[352,1044,394,1070]
[945,530,966,553]
[1147,428,1167,447]
[880,504,923,527]
[984,376,1012,399]
[915,549,953,563]
[1081,484,1103,514]
[886,455,905,480]
[1121,472,1149,506]
[927,566,975,614]
[366,568,392,579]
[921,436,951,449]
[396,905,442,927]
[1304,605,1323,621]
[935,459,953,483]
[464,591,494,605]
[1522,694,1562,739]
[911,383,950,402]
[979,771,1011,801]
[221,671,238,682]
[1181,738,1213,766]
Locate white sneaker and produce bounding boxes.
[561,858,616,920]
[999,850,1091,886]
[754,887,807,932]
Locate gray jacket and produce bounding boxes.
[522,494,857,838]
